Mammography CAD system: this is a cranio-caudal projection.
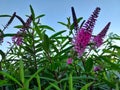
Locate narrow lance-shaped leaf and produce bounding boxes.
[25,68,43,88]
[35,14,45,19]
[30,5,35,20]
[33,21,42,39]
[36,74,41,90]
[0,15,11,17]
[19,60,24,84]
[3,34,16,37]
[67,17,71,29]
[50,30,66,39]
[28,68,43,82]
[39,25,55,32]
[69,73,73,90]
[58,22,68,27]
[49,82,61,90]
[80,82,93,90]
[42,33,50,52]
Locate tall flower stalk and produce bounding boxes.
[73,7,101,57]
[71,7,79,31]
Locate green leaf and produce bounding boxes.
[50,41,59,53]
[30,5,35,20]
[101,56,120,70]
[67,17,71,29]
[54,45,73,59]
[58,22,68,27]
[25,68,43,88]
[40,77,57,83]
[59,76,94,83]
[0,71,22,87]
[69,73,73,90]
[0,15,11,17]
[42,33,50,52]
[36,74,41,90]
[35,14,45,19]
[3,34,16,37]
[85,58,93,72]
[49,83,61,90]
[80,82,93,90]
[33,21,42,39]
[14,25,23,28]
[39,25,55,32]
[0,80,8,87]
[50,30,66,39]
[61,39,70,49]
[63,83,67,90]
[19,60,24,84]
[115,82,119,90]
[28,68,43,82]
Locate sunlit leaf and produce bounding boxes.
[30,5,35,20]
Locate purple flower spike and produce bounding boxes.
[73,29,91,57]
[12,31,23,46]
[25,15,32,28]
[73,7,101,57]
[83,7,100,33]
[67,58,73,64]
[93,22,111,48]
[12,15,32,45]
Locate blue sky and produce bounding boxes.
[0,0,120,51]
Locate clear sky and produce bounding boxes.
[0,0,120,51]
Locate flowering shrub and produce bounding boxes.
[0,5,120,90]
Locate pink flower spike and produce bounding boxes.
[67,58,73,64]
[93,22,111,48]
[73,7,101,57]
